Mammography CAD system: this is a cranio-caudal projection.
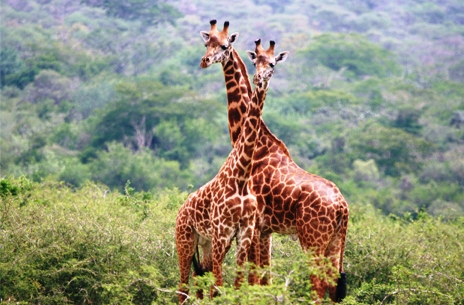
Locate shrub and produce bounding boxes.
[1,177,463,304]
[0,177,185,304]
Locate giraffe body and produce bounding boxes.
[200,20,349,303]
[175,35,279,303]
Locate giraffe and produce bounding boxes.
[200,20,349,303]
[175,38,285,303]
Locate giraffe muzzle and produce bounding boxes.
[253,74,262,86]
[200,56,211,68]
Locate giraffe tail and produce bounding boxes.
[336,272,347,301]
[335,202,349,302]
[192,245,205,276]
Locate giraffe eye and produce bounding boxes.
[220,45,228,50]
[204,44,207,47]
[270,63,275,68]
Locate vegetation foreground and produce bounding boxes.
[1,177,463,304]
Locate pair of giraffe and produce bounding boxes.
[175,20,349,304]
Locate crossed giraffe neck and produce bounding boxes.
[201,21,289,155]
[200,20,349,303]
[175,37,278,304]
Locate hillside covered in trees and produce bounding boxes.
[1,0,464,215]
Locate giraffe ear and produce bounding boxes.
[200,31,209,42]
[246,50,257,62]
[275,51,289,64]
[228,32,239,44]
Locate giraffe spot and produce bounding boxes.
[262,184,272,195]
[253,146,269,161]
[228,108,241,125]
[229,86,241,97]
[239,102,247,114]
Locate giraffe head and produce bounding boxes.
[246,39,289,88]
[200,20,239,68]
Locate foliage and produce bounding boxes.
[1,0,463,216]
[87,78,222,169]
[81,0,182,26]
[345,205,464,304]
[1,0,464,303]
[0,46,24,88]
[89,142,192,192]
[1,177,463,304]
[0,177,185,304]
[348,122,433,177]
[299,33,401,80]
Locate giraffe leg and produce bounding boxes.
[259,234,272,285]
[234,213,257,288]
[194,239,212,300]
[210,234,233,298]
[247,226,261,285]
[325,248,341,303]
[175,218,195,304]
[296,206,335,303]
[327,209,349,303]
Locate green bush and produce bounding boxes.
[345,205,464,304]
[1,177,463,304]
[0,177,185,304]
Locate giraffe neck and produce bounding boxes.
[233,82,267,179]
[221,48,252,147]
[221,48,293,159]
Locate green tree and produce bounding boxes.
[4,52,62,89]
[88,79,221,168]
[89,142,192,191]
[349,122,433,177]
[300,33,401,80]
[0,46,24,87]
[390,106,423,135]
[23,70,73,105]
[81,0,182,26]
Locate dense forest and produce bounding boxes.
[1,0,464,303]
[1,0,464,217]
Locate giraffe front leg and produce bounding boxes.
[259,233,272,285]
[246,226,261,285]
[234,210,257,288]
[175,221,195,304]
[211,235,232,298]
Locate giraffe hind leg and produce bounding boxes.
[295,211,332,302]
[194,240,212,300]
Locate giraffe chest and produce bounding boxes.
[189,180,257,239]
